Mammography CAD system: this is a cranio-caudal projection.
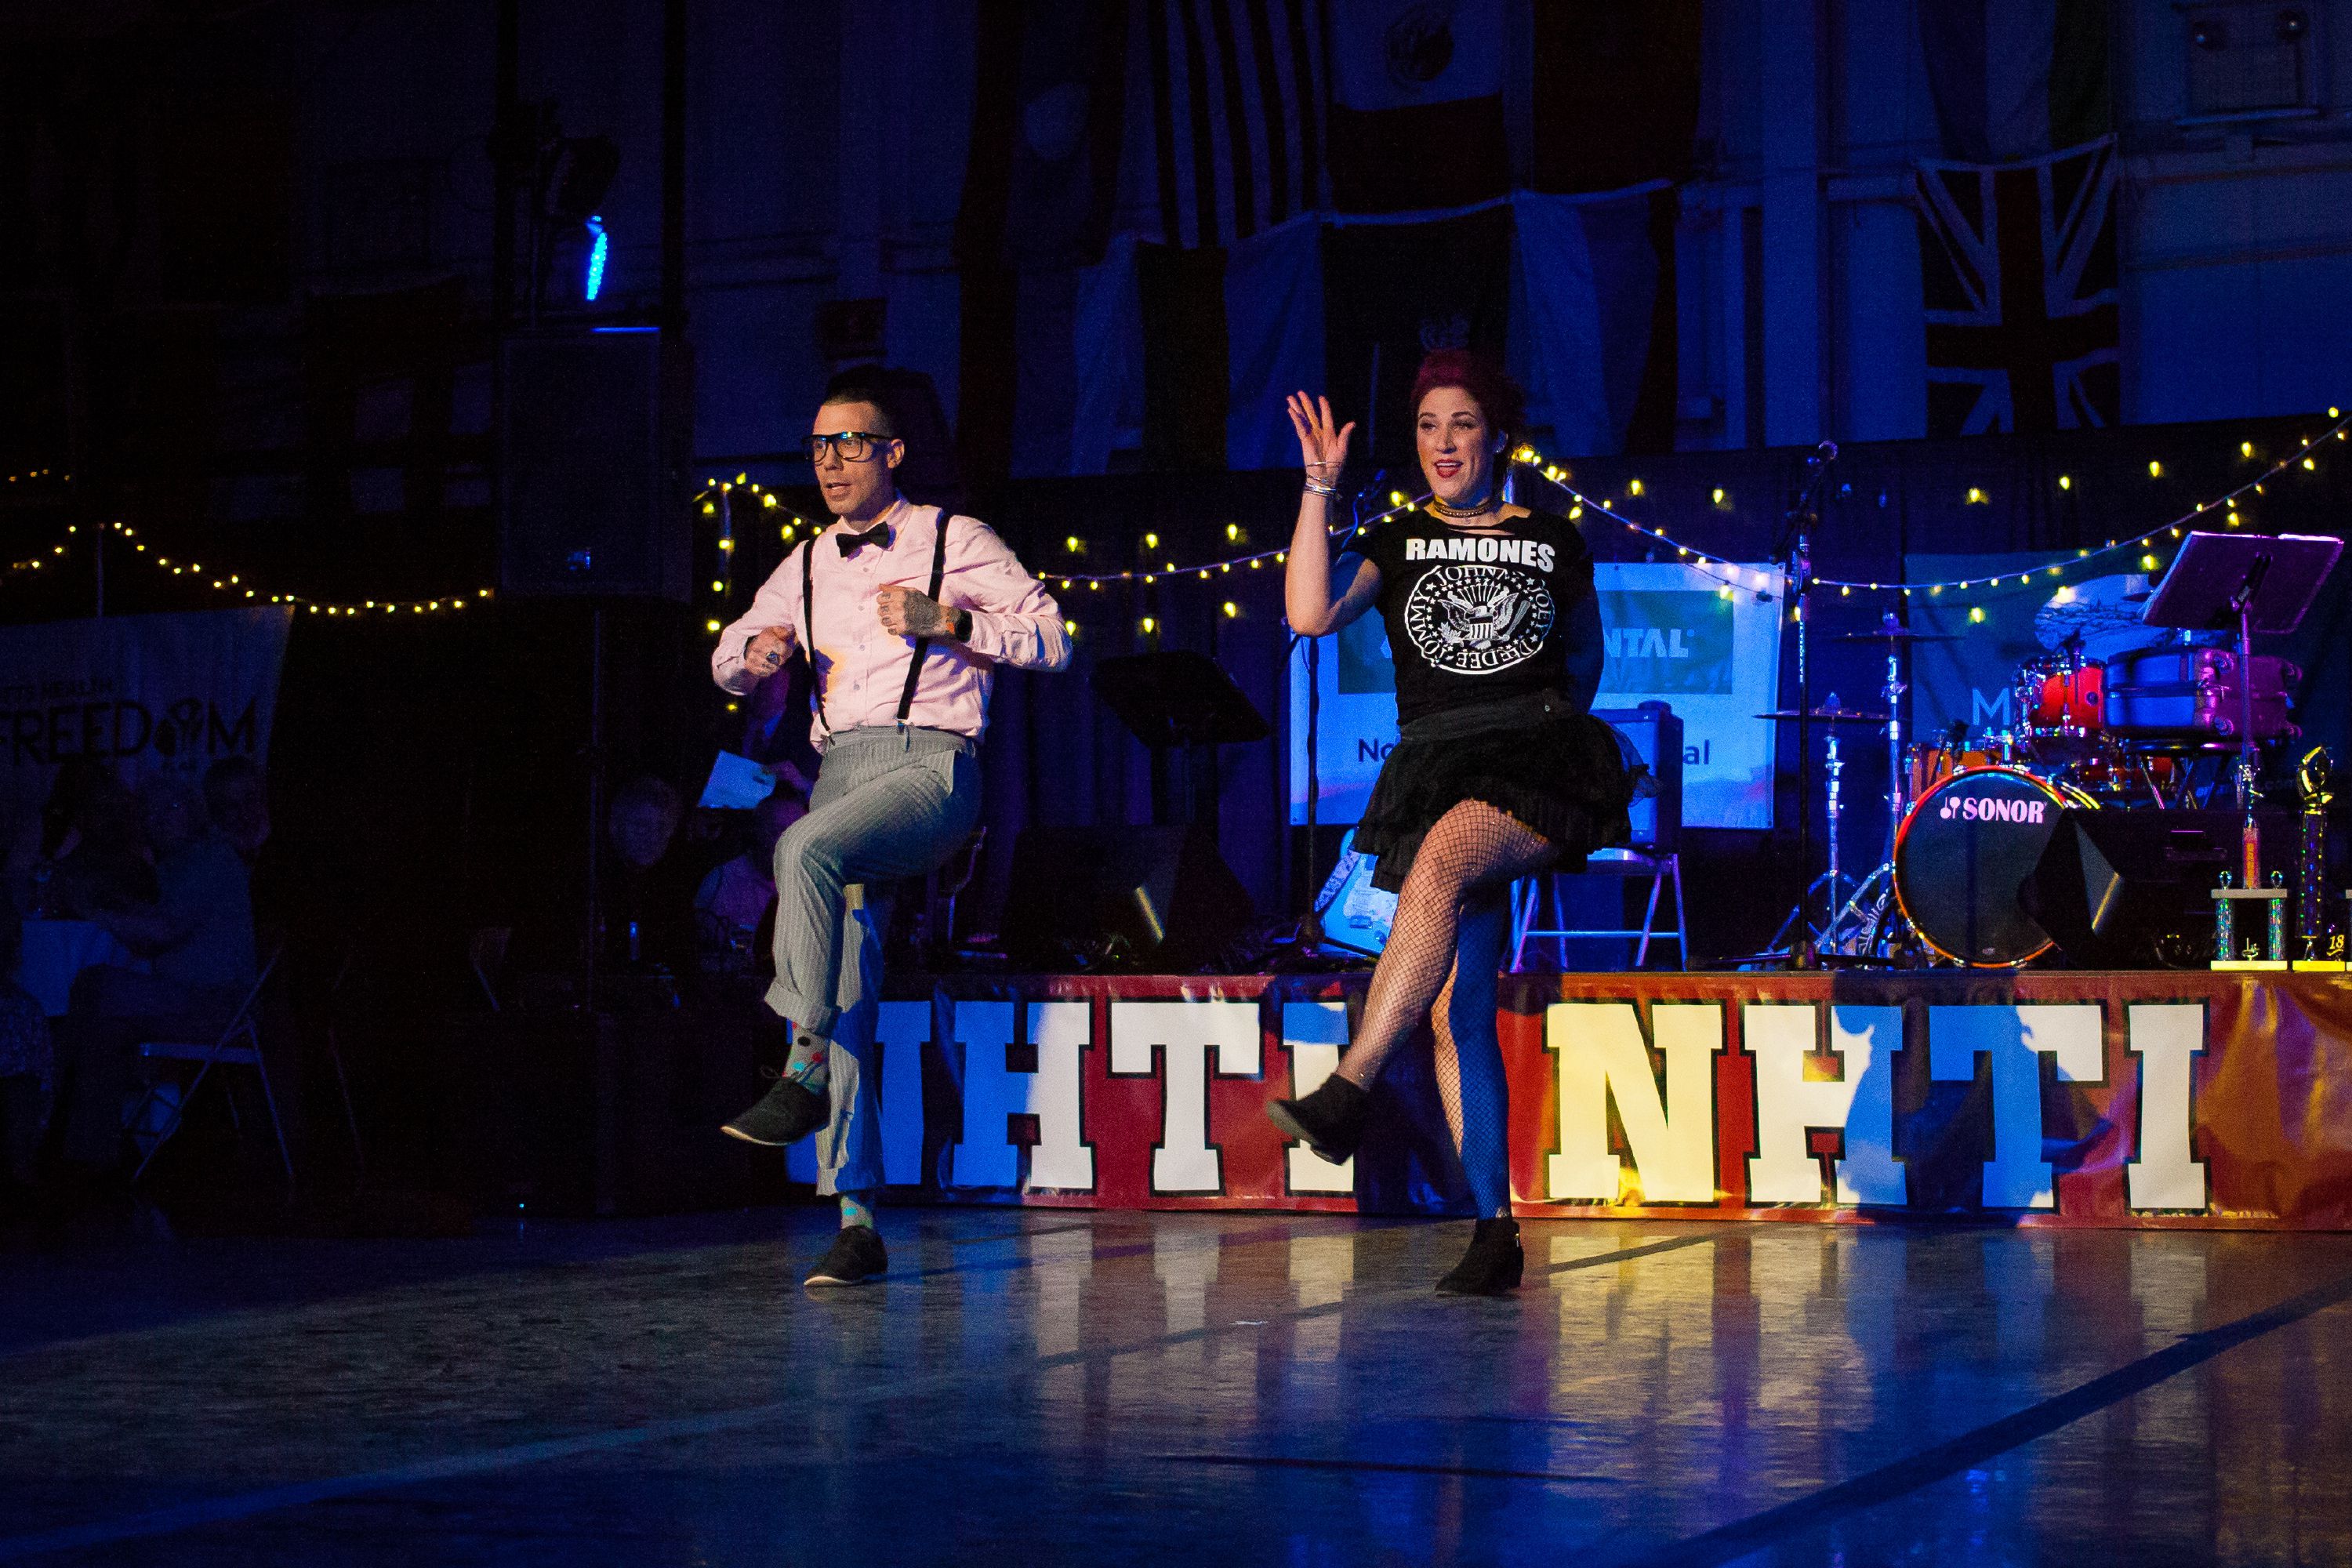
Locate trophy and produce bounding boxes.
[2213,858,2292,971]
[2294,747,2346,971]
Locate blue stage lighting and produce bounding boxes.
[584,216,608,301]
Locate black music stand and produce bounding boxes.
[2143,530,2340,833]
[1093,651,1270,826]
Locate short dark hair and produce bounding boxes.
[820,370,899,439]
[610,775,681,822]
[1410,349,1526,444]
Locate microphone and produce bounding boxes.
[1809,440,1839,464]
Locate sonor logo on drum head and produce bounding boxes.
[1937,795,2048,823]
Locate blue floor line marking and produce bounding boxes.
[1616,1267,2352,1568]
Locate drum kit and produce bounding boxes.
[1756,596,2305,968]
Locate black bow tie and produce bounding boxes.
[837,524,891,557]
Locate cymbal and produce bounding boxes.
[1755,708,1890,725]
[1826,626,1956,644]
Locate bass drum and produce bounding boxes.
[1893,767,2077,967]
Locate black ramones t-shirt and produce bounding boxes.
[1352,506,1599,726]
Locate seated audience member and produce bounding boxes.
[4,760,154,918]
[695,786,808,972]
[202,757,272,864]
[56,776,257,1174]
[605,776,696,974]
[0,899,55,1192]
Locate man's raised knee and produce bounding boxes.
[774,815,849,884]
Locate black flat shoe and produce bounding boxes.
[1266,1073,1370,1164]
[1436,1218,1524,1296]
[721,1077,828,1146]
[804,1224,888,1287]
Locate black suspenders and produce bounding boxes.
[896,508,952,727]
[801,506,953,735]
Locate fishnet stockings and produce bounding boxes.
[1432,889,1514,1217]
[1338,801,1555,1217]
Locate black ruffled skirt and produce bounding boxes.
[1354,690,1636,892]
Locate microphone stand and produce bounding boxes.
[1774,443,1837,969]
[1297,469,1385,926]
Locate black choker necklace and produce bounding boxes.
[1427,494,1497,520]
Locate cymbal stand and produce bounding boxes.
[1766,445,1838,967]
[1834,627,1913,957]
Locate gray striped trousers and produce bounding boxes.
[766,724,981,1193]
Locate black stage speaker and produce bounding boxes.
[2022,807,2293,967]
[498,331,691,599]
[1594,702,1683,851]
[1000,825,1254,972]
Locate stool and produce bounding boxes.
[1509,849,1688,971]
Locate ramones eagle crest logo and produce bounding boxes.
[1403,564,1553,675]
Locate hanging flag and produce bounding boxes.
[998,2,1133,270]
[1510,187,1667,457]
[1136,0,1327,249]
[1322,205,1514,466]
[958,2,1132,481]
[1224,216,1326,469]
[1071,235,1148,474]
[1326,0,1508,214]
[1917,0,2111,162]
[1915,136,2120,437]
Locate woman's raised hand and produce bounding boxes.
[1287,392,1356,482]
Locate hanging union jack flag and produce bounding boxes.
[1915,136,2120,436]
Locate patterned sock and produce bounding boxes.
[784,1030,829,1091]
[839,1189,877,1231]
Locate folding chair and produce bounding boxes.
[1509,849,1690,972]
[323,941,367,1178]
[130,948,292,1185]
[469,926,514,1011]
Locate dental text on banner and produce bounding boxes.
[0,608,294,818]
[1289,562,1781,828]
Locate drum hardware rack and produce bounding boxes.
[1739,528,2343,973]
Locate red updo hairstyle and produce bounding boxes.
[1409,348,1526,445]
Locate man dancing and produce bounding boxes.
[713,382,1069,1286]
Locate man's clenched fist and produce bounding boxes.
[745,624,795,675]
[875,586,959,640]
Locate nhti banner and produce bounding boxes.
[0,608,292,815]
[818,971,2352,1229]
[1289,561,1784,828]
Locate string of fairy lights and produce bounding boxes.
[1511,407,2352,614]
[7,411,2343,629]
[998,405,2352,631]
[4,521,492,615]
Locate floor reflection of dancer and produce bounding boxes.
[711,380,1070,1288]
[1269,350,1632,1294]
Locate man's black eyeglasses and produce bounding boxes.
[805,431,893,463]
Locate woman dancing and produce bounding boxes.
[1269,350,1632,1295]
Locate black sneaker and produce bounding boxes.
[1435,1218,1524,1296]
[721,1077,828,1147]
[804,1224,887,1287]
[1266,1073,1370,1164]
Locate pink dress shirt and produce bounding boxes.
[711,498,1069,742]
